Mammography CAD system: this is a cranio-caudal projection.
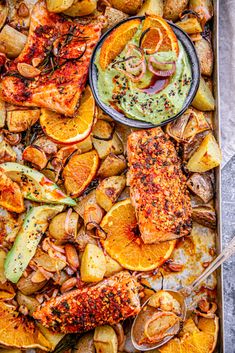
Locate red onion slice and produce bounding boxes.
[115,60,146,82]
[148,56,176,77]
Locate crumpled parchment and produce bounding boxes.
[219,0,235,168]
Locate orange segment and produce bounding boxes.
[62,150,99,198]
[99,199,175,271]
[99,19,141,70]
[0,169,24,213]
[0,301,51,350]
[141,15,179,55]
[197,316,219,352]
[40,86,95,145]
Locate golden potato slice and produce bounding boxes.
[110,0,143,15]
[194,38,213,76]
[7,109,40,133]
[187,133,222,172]
[80,244,106,282]
[137,0,163,16]
[94,326,118,353]
[0,25,27,58]
[163,0,189,21]
[105,254,123,277]
[63,0,97,16]
[46,0,74,13]
[192,76,215,111]
[175,17,202,34]
[96,175,126,211]
[97,154,127,178]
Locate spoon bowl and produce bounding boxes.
[131,290,187,351]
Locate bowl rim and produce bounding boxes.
[89,15,200,129]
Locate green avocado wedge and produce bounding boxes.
[0,162,76,206]
[4,204,64,283]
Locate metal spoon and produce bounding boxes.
[131,235,235,351]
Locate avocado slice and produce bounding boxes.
[0,162,76,206]
[4,204,64,283]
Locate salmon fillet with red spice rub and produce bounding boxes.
[1,0,104,116]
[127,127,192,244]
[33,272,141,333]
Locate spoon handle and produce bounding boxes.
[181,235,235,296]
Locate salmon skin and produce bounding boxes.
[127,127,192,244]
[33,271,141,333]
[1,0,104,117]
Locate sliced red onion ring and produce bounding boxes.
[115,60,146,82]
[148,56,176,77]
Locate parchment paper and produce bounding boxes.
[219,0,235,168]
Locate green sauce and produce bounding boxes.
[95,25,192,124]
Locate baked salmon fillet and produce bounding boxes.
[33,271,141,333]
[1,0,104,116]
[127,127,192,244]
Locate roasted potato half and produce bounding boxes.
[163,0,189,21]
[192,76,215,111]
[7,109,40,133]
[96,175,126,212]
[97,154,127,179]
[63,0,97,16]
[0,25,27,58]
[194,38,213,76]
[94,325,118,353]
[189,0,213,25]
[104,7,128,30]
[110,0,143,15]
[187,133,221,172]
[49,211,80,244]
[80,244,106,282]
[175,17,202,34]
[137,0,163,16]
[72,332,95,353]
[46,0,74,13]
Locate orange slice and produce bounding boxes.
[0,301,51,350]
[99,199,175,271]
[99,18,141,70]
[40,86,95,145]
[141,15,179,55]
[197,316,219,352]
[62,150,99,198]
[0,168,24,213]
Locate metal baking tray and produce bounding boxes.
[213,0,224,352]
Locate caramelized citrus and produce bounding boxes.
[62,150,99,198]
[141,15,179,55]
[99,19,141,70]
[99,199,175,271]
[0,301,51,350]
[197,316,219,352]
[0,169,24,213]
[40,86,95,145]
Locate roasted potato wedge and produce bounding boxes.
[17,272,47,295]
[63,0,97,16]
[192,76,215,111]
[97,154,127,179]
[104,7,128,30]
[187,133,221,172]
[46,0,74,13]
[189,0,213,25]
[192,205,216,228]
[0,25,27,58]
[74,190,97,219]
[7,109,40,133]
[163,0,189,21]
[183,131,209,161]
[110,0,143,15]
[175,17,202,34]
[105,254,123,277]
[38,325,65,350]
[16,291,39,315]
[76,135,93,153]
[187,172,214,203]
[49,211,80,244]
[72,332,95,353]
[22,145,48,170]
[0,141,17,163]
[137,0,163,16]
[80,244,106,282]
[94,325,118,353]
[92,133,123,159]
[194,38,213,76]
[96,175,126,212]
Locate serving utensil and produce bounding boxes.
[131,235,235,351]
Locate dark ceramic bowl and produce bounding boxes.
[89,16,200,128]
